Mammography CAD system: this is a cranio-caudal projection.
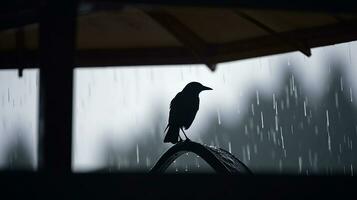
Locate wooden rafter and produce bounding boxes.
[15,28,25,77]
[234,10,311,57]
[144,10,217,71]
[1,19,357,69]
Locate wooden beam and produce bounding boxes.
[1,19,357,69]
[15,29,25,77]
[234,10,311,57]
[0,9,39,31]
[38,0,78,173]
[144,11,217,71]
[76,48,202,67]
[84,0,357,13]
[212,19,357,63]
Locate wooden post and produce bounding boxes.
[38,1,78,172]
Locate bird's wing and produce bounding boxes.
[183,97,199,129]
[169,92,200,129]
[168,92,185,126]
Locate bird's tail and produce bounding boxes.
[164,125,180,144]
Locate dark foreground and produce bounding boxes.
[0,172,356,199]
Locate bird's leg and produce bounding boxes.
[180,128,190,141]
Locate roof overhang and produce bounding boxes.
[1,1,357,70]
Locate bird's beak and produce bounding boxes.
[201,85,213,91]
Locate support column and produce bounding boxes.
[38,1,78,172]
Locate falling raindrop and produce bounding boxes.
[326,110,330,127]
[350,88,353,102]
[242,147,247,163]
[291,125,294,135]
[294,86,298,100]
[335,92,339,108]
[246,145,251,161]
[173,160,178,172]
[260,112,264,129]
[217,108,221,125]
[256,90,260,105]
[303,101,307,117]
[298,157,303,173]
[291,75,295,94]
[273,93,276,109]
[272,130,277,145]
[286,88,290,108]
[251,104,255,116]
[136,144,140,164]
[340,77,344,91]
[327,128,332,152]
[275,115,279,131]
[228,142,232,153]
[244,125,248,135]
[146,157,150,167]
[280,127,285,150]
[351,165,354,176]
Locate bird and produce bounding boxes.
[164,82,212,144]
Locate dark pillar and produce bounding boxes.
[39,1,78,172]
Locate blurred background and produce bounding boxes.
[1,41,357,174]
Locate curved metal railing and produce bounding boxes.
[150,140,253,174]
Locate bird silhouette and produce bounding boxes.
[164,82,212,144]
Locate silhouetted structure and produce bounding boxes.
[151,140,252,174]
[164,82,212,143]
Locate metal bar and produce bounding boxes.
[38,0,78,172]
